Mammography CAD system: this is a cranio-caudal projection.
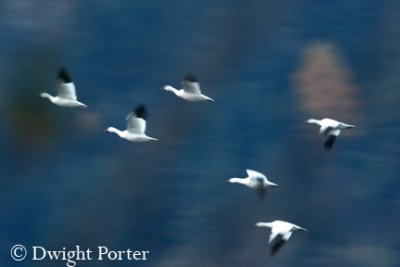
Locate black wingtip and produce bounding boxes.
[183,74,198,83]
[58,67,72,83]
[324,135,336,150]
[134,104,147,120]
[270,238,286,257]
[256,188,266,202]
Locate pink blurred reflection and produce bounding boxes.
[293,42,361,123]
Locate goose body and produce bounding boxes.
[163,74,215,102]
[106,105,158,142]
[227,169,277,200]
[256,220,307,256]
[306,118,355,150]
[40,67,87,108]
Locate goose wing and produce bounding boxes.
[256,187,266,201]
[246,169,266,179]
[182,74,201,94]
[270,234,286,256]
[126,105,147,134]
[57,68,77,100]
[324,135,336,150]
[324,129,340,150]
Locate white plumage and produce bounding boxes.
[106,105,158,142]
[40,67,87,108]
[162,74,215,102]
[306,118,355,150]
[227,169,278,200]
[255,220,307,256]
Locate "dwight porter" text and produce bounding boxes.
[32,245,149,267]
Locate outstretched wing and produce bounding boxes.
[256,187,266,201]
[182,74,201,94]
[324,129,340,150]
[57,68,77,100]
[246,169,265,179]
[321,126,334,137]
[126,105,147,134]
[270,234,286,256]
[324,135,336,150]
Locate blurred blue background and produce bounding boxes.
[1,1,399,266]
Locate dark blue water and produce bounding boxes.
[1,1,399,266]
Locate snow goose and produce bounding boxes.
[106,105,158,142]
[227,169,278,200]
[306,118,355,150]
[40,67,87,108]
[255,220,307,256]
[162,74,215,102]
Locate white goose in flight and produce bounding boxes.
[162,74,215,102]
[306,118,355,150]
[227,169,278,200]
[106,105,158,142]
[256,220,307,256]
[40,67,87,108]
